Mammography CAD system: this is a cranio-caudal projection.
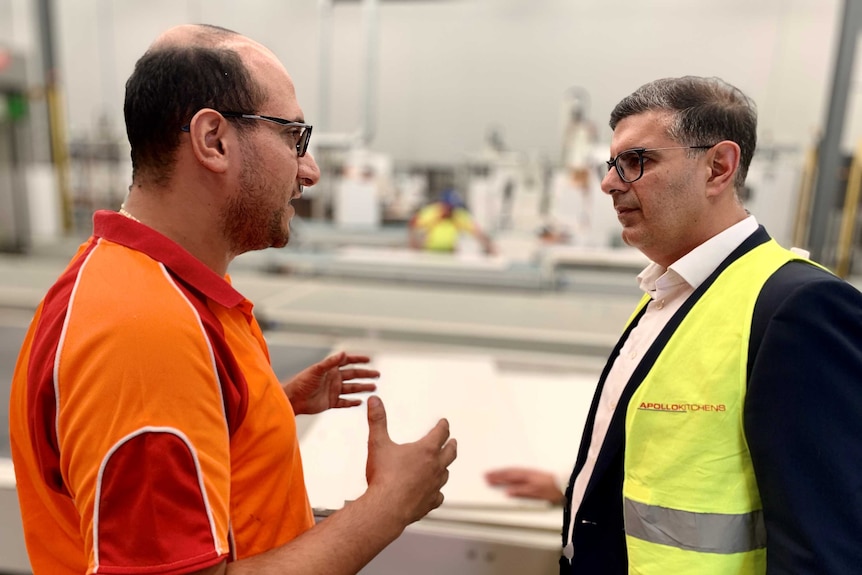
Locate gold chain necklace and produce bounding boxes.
[118,204,141,223]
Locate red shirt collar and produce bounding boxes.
[93,210,246,309]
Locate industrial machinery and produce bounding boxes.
[0,46,30,253]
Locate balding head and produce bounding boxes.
[152,24,286,88]
[151,23,239,49]
[123,24,268,187]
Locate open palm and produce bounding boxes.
[284,352,379,415]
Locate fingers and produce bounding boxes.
[335,398,363,408]
[426,461,451,514]
[331,383,377,410]
[485,468,527,484]
[440,438,457,468]
[339,382,377,395]
[506,485,539,498]
[433,491,445,510]
[485,469,508,483]
[485,469,563,503]
[315,352,347,373]
[440,468,450,488]
[339,368,380,381]
[340,353,372,366]
[424,418,451,448]
[366,396,391,448]
[363,408,456,524]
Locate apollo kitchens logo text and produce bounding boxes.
[638,402,726,413]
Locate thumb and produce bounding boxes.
[366,395,391,448]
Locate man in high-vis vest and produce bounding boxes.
[560,76,862,574]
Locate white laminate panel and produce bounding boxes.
[299,348,598,532]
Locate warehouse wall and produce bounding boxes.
[44,0,840,165]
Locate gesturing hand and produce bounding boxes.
[284,352,379,415]
[365,396,458,525]
[485,467,564,505]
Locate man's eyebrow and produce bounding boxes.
[609,146,639,157]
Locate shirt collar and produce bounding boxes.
[637,215,759,296]
[93,210,247,309]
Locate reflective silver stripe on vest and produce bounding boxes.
[624,498,766,554]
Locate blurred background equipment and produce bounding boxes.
[0,47,30,253]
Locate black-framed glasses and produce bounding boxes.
[181,112,313,157]
[606,145,715,183]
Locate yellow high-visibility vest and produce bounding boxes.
[412,203,476,252]
[622,239,806,574]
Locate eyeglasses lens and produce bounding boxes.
[297,127,311,157]
[618,150,643,183]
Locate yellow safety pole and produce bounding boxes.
[46,82,73,233]
[792,143,818,250]
[36,0,73,234]
[835,139,862,277]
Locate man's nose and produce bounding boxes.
[602,166,622,194]
[601,166,626,195]
[298,151,321,187]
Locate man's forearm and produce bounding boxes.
[226,489,406,575]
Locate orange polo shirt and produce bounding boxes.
[9,211,314,575]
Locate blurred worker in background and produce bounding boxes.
[9,24,456,575]
[498,76,862,575]
[561,89,597,191]
[408,188,496,255]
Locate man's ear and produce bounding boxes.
[187,109,234,174]
[705,140,741,197]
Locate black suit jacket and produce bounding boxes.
[561,227,862,574]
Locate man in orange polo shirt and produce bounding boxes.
[9,24,457,575]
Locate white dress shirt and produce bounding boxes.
[563,215,759,560]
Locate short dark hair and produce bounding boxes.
[609,76,757,189]
[124,30,266,186]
